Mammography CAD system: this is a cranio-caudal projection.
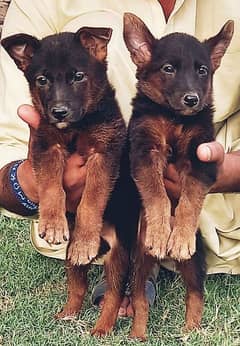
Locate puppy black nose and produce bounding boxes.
[183,94,199,108]
[51,106,69,120]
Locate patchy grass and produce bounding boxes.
[0,214,240,345]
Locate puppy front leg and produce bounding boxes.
[167,175,208,261]
[132,149,171,259]
[68,153,116,266]
[35,144,69,244]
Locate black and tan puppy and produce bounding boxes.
[1,27,138,336]
[123,13,234,340]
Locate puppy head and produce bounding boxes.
[123,13,234,116]
[1,27,112,128]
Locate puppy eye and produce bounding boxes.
[198,65,208,76]
[36,75,49,86]
[161,64,176,74]
[73,71,86,82]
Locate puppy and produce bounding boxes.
[123,13,234,340]
[1,27,138,336]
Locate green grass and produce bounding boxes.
[0,214,240,346]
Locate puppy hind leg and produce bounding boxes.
[130,254,155,341]
[55,261,89,320]
[177,233,206,331]
[91,241,128,337]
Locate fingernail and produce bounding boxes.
[202,145,211,161]
[118,308,125,316]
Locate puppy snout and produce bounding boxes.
[51,106,69,120]
[182,93,199,108]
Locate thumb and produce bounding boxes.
[17,104,40,129]
[197,142,225,164]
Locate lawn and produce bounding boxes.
[0,214,240,346]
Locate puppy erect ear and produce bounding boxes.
[75,27,112,62]
[1,33,40,72]
[204,20,234,72]
[123,12,154,68]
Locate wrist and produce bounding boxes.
[17,160,39,203]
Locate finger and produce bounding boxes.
[17,104,40,129]
[67,153,87,168]
[165,178,181,201]
[63,157,87,191]
[197,142,225,164]
[164,163,179,182]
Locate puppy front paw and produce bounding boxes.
[68,233,100,265]
[144,217,171,259]
[167,227,196,261]
[39,212,69,244]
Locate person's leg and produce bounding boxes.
[91,262,159,317]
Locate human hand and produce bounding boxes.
[17,104,87,212]
[164,141,225,200]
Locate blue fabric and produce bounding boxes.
[9,160,38,213]
[91,278,156,306]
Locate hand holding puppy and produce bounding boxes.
[164,142,225,202]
